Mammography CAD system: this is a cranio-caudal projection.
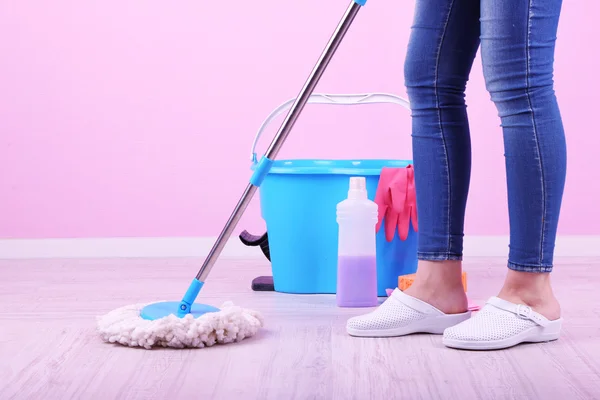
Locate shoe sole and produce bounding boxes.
[346,311,472,338]
[442,318,563,350]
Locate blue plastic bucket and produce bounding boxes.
[251,93,417,296]
[258,159,418,296]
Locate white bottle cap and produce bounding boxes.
[348,176,367,199]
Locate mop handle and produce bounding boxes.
[250,93,410,163]
[175,0,368,315]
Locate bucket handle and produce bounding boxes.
[251,93,411,163]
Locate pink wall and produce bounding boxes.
[0,0,598,239]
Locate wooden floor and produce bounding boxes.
[1,257,600,400]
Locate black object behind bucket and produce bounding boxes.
[251,276,275,291]
[239,230,274,291]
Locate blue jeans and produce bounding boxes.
[404,0,567,272]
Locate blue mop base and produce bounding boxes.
[140,301,220,321]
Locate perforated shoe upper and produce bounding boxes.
[346,289,442,331]
[444,297,542,342]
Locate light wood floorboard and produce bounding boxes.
[1,257,599,399]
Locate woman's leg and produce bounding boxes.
[346,0,481,337]
[403,0,481,315]
[443,0,565,350]
[481,0,565,319]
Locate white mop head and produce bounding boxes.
[97,301,264,349]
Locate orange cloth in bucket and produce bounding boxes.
[399,272,468,292]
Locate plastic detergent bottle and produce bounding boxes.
[336,176,378,307]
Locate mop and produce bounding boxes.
[97,0,369,349]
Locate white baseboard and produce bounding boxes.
[0,237,259,259]
[0,235,598,259]
[463,235,600,258]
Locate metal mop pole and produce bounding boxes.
[178,0,367,315]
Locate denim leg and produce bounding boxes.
[404,0,481,261]
[480,0,567,272]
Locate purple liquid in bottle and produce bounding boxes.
[336,255,378,307]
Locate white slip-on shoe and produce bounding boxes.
[346,288,472,338]
[443,296,562,350]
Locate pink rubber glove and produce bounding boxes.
[375,166,418,242]
[395,165,418,240]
